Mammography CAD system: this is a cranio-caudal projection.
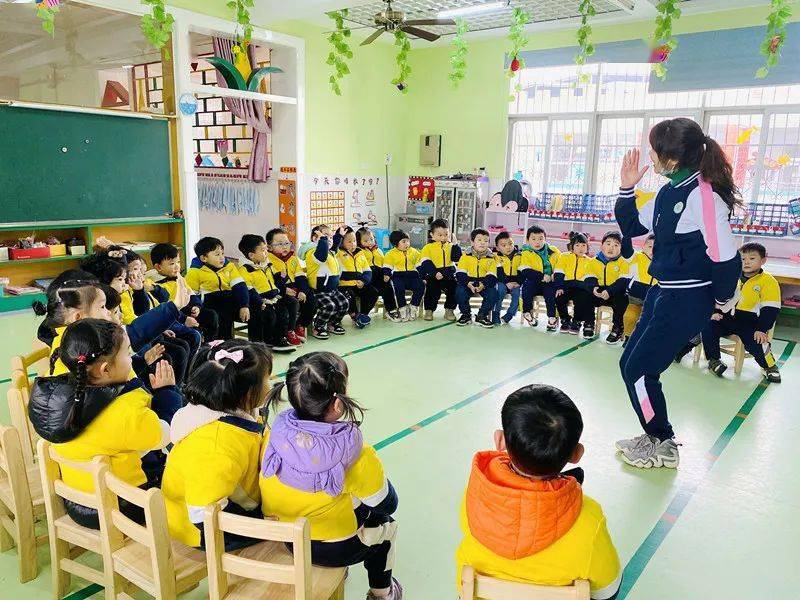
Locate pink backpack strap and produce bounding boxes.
[698,176,720,262]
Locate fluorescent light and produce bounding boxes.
[438,1,506,19]
[122,65,134,69]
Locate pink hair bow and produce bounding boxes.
[207,340,225,348]
[215,349,244,363]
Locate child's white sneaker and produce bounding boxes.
[444,309,456,321]
[366,578,403,600]
[408,305,420,321]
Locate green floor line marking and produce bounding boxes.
[0,373,36,385]
[374,338,596,451]
[619,341,796,599]
[63,584,103,600]
[273,321,454,379]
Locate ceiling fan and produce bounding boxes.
[359,0,456,45]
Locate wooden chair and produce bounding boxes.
[10,342,50,394]
[692,328,775,375]
[0,425,47,582]
[94,465,207,599]
[37,439,110,598]
[7,386,39,467]
[203,504,346,600]
[460,566,590,600]
[595,306,613,333]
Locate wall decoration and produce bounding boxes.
[308,174,386,228]
[310,191,346,228]
[140,0,175,55]
[278,167,298,244]
[197,174,261,216]
[392,28,412,92]
[178,93,198,116]
[650,0,682,80]
[448,18,469,88]
[35,0,60,36]
[230,0,255,44]
[326,9,353,96]
[506,7,530,101]
[575,0,596,81]
[756,0,793,78]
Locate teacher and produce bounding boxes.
[613,118,742,469]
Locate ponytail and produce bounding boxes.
[699,135,741,212]
[34,283,102,348]
[263,381,287,422]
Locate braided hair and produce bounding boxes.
[266,351,364,425]
[59,319,126,431]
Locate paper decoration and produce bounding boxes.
[736,126,759,144]
[200,156,215,167]
[777,154,791,167]
[179,93,198,116]
[408,176,435,201]
[198,176,261,216]
[308,173,386,227]
[101,81,129,108]
[278,168,298,243]
[310,191,346,227]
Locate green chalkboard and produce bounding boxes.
[0,105,173,223]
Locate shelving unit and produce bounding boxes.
[0,217,185,314]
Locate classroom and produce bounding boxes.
[0,1,799,599]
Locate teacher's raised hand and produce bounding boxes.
[620,149,649,189]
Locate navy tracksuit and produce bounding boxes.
[616,172,740,441]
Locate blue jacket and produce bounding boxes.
[615,172,740,303]
[126,301,181,352]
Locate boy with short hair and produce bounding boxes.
[455,228,498,329]
[584,231,630,343]
[519,225,561,331]
[304,225,350,339]
[701,242,782,383]
[383,230,424,322]
[493,232,522,325]
[265,228,313,343]
[150,242,219,340]
[336,227,378,329]
[237,234,297,352]
[185,237,249,340]
[456,384,622,599]
[417,218,461,322]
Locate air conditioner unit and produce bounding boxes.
[419,134,441,167]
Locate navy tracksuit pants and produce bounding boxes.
[620,285,714,441]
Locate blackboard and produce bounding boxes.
[0,105,173,223]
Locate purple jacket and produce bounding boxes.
[261,409,363,497]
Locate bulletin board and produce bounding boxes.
[307,174,383,228]
[278,167,298,243]
[309,191,346,227]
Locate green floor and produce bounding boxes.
[0,310,796,599]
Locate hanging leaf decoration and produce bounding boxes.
[650,0,681,80]
[325,10,353,96]
[35,0,60,37]
[756,0,793,78]
[575,0,596,69]
[448,18,469,88]
[507,7,530,101]
[391,28,412,93]
[227,0,255,44]
[140,0,175,56]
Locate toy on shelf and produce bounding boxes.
[529,193,616,223]
[730,202,789,237]
[9,236,50,260]
[789,197,800,236]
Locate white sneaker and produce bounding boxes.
[400,305,411,322]
[408,305,419,321]
[614,433,655,454]
[620,437,680,469]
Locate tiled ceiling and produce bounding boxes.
[341,0,629,37]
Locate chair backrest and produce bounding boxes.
[461,566,591,600]
[37,439,103,515]
[204,504,312,600]
[10,343,50,394]
[0,425,34,527]
[7,387,39,467]
[94,465,179,599]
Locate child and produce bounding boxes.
[554,232,594,335]
[519,225,561,331]
[356,226,397,318]
[383,230,424,322]
[304,225,350,339]
[260,352,402,600]
[337,227,378,329]
[455,228,498,328]
[238,234,297,353]
[417,219,461,322]
[584,231,630,343]
[623,234,657,345]
[162,340,272,550]
[265,228,312,344]
[701,242,781,382]
[186,237,250,340]
[150,242,219,341]
[28,319,177,529]
[456,384,621,598]
[493,232,522,325]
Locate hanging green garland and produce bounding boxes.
[140,0,175,54]
[506,7,530,101]
[392,28,412,93]
[756,0,793,79]
[36,0,60,37]
[650,0,681,80]
[325,10,353,96]
[448,18,469,88]
[228,0,255,43]
[575,0,596,67]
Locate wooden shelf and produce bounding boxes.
[0,217,183,231]
[1,254,88,266]
[0,292,46,313]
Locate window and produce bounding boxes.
[508,63,800,209]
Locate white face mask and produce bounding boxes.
[653,156,678,176]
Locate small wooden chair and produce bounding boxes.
[595,306,614,333]
[461,566,590,600]
[692,328,775,375]
[94,465,207,599]
[10,342,50,394]
[37,439,109,598]
[0,425,47,582]
[7,386,39,467]
[203,504,346,600]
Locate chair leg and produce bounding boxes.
[734,340,745,376]
[51,538,72,599]
[329,579,346,600]
[692,344,702,364]
[0,506,15,552]
[16,505,38,583]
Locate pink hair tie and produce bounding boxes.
[207,340,225,348]
[215,349,244,364]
